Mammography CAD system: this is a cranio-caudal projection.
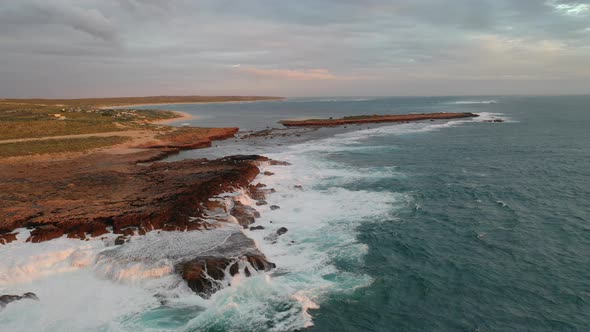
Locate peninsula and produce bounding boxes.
[279,112,478,127]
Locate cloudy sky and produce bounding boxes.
[1,0,589,97]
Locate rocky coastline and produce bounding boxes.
[0,127,284,299]
[1,110,478,306]
[280,112,478,127]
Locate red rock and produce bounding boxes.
[0,233,17,245]
[231,201,259,228]
[2,154,267,242]
[280,112,479,127]
[27,225,64,243]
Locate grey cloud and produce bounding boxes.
[0,0,589,97]
[0,1,119,44]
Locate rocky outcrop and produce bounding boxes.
[138,127,239,151]
[231,201,260,228]
[0,292,39,310]
[280,112,479,127]
[177,254,275,297]
[264,227,289,243]
[95,225,276,297]
[0,232,17,245]
[0,153,274,242]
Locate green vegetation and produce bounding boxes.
[0,96,280,141]
[0,136,131,158]
[155,127,219,140]
[0,103,171,140]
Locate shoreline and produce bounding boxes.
[0,152,282,296]
[150,110,194,124]
[101,98,285,110]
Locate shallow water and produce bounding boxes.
[2,96,589,331]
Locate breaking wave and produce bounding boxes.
[446,100,498,105]
[0,114,493,331]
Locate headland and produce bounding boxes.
[280,112,478,127]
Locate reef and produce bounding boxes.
[279,112,478,127]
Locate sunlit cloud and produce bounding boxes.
[548,1,590,16]
[237,67,360,81]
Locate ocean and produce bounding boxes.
[1,96,589,331]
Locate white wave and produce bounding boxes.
[0,233,177,331]
[201,148,409,329]
[0,233,116,288]
[0,110,490,331]
[287,120,470,152]
[287,98,377,103]
[446,100,498,105]
[473,112,517,123]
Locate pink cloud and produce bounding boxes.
[237,67,356,80]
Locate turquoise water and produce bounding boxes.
[163,96,590,331]
[305,96,590,331]
[2,96,589,331]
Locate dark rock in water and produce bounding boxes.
[276,227,288,236]
[263,171,275,176]
[250,225,265,231]
[249,185,267,201]
[293,185,303,191]
[0,292,39,310]
[256,200,268,206]
[102,230,275,298]
[270,160,292,166]
[222,155,271,163]
[114,235,128,245]
[270,205,280,210]
[0,232,18,245]
[154,294,168,305]
[484,119,504,123]
[264,227,289,242]
[178,257,237,295]
[230,201,260,228]
[27,225,64,243]
[177,255,274,297]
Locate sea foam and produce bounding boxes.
[1,114,481,331]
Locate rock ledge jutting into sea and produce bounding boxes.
[279,112,478,127]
